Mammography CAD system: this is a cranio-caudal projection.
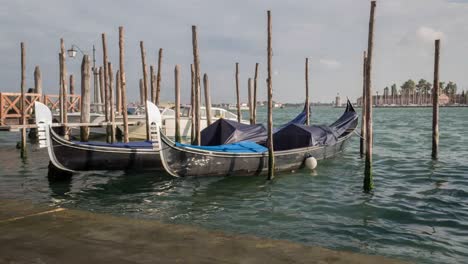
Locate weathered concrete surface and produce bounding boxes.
[0,199,408,264]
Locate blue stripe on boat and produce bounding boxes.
[175,141,267,153]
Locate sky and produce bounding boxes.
[1,0,468,104]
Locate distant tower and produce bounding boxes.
[335,93,341,107]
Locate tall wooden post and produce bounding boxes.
[192,26,201,145]
[235,62,241,122]
[69,74,75,111]
[99,67,104,111]
[102,34,109,126]
[432,39,440,160]
[119,27,129,143]
[305,58,310,125]
[360,51,367,157]
[253,63,259,124]
[60,39,68,125]
[107,62,116,143]
[139,79,144,105]
[140,41,150,140]
[156,48,163,106]
[267,10,275,180]
[99,67,104,112]
[175,65,181,142]
[364,1,376,192]
[190,64,195,142]
[20,42,26,158]
[248,78,254,124]
[150,65,155,104]
[203,73,212,126]
[34,66,42,95]
[81,55,91,142]
[116,70,121,115]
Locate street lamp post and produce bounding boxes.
[67,44,102,113]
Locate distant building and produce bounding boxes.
[335,94,341,107]
[439,93,449,105]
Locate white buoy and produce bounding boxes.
[305,157,317,170]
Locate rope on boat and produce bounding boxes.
[353,130,365,140]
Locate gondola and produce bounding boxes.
[34,101,309,174]
[158,100,358,177]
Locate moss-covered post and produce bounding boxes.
[364,1,376,192]
[20,42,27,158]
[305,58,310,125]
[267,10,275,180]
[253,63,259,124]
[360,51,367,157]
[175,65,181,142]
[235,62,241,122]
[432,39,440,160]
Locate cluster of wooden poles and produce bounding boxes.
[359,1,441,192]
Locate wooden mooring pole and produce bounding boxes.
[267,10,275,180]
[253,63,259,124]
[119,26,129,143]
[156,48,163,106]
[108,62,116,143]
[150,65,155,104]
[20,42,26,158]
[140,41,150,141]
[80,55,91,142]
[364,1,376,192]
[116,70,121,115]
[102,33,111,142]
[190,64,195,142]
[203,73,212,126]
[69,74,75,110]
[34,66,42,95]
[360,51,367,157]
[235,62,241,122]
[305,58,310,125]
[60,39,68,126]
[248,78,253,125]
[192,26,201,146]
[175,65,181,142]
[99,67,104,111]
[139,79,144,105]
[432,39,440,160]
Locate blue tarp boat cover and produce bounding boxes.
[176,141,267,153]
[200,104,309,146]
[273,100,358,151]
[73,140,154,149]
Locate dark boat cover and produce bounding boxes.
[273,100,358,151]
[73,140,154,149]
[201,119,267,146]
[201,104,309,146]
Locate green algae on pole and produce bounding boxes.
[360,51,367,158]
[235,62,241,123]
[20,42,26,158]
[432,39,440,160]
[80,55,91,142]
[305,58,310,126]
[364,1,376,192]
[267,10,275,180]
[175,65,181,142]
[253,63,259,124]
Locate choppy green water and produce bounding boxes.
[1,106,467,264]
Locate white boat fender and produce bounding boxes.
[305,156,317,170]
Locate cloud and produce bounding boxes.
[319,59,341,70]
[417,26,446,42]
